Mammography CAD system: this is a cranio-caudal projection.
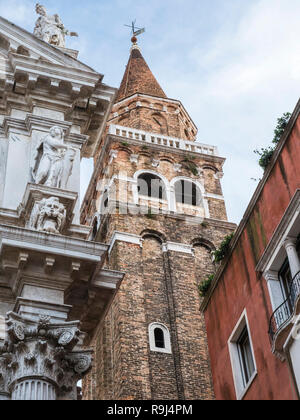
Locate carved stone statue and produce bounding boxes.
[34,3,78,48]
[31,126,75,189]
[29,197,66,234]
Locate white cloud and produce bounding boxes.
[201,0,300,99]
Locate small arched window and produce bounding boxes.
[149,323,172,354]
[154,328,165,348]
[138,173,166,200]
[175,180,201,206]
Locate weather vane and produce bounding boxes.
[124,20,145,41]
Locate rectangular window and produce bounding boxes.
[228,310,257,400]
[237,327,256,387]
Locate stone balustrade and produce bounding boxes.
[109,124,219,157]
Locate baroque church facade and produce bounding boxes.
[0,7,235,400]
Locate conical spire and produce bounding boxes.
[116,39,167,103]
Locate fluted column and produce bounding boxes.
[11,380,56,401]
[0,312,93,400]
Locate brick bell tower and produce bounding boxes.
[81,36,236,400]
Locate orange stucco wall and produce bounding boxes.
[204,109,300,400]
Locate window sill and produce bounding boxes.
[150,347,172,354]
[237,371,257,400]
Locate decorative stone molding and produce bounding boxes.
[130,154,139,164]
[21,183,78,233]
[109,150,118,165]
[152,159,160,168]
[0,312,92,400]
[28,197,66,234]
[108,231,143,254]
[214,171,224,180]
[174,164,182,172]
[162,242,194,255]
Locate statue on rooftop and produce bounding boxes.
[33,3,78,48]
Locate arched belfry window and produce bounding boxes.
[138,173,166,200]
[175,180,201,206]
[149,323,172,354]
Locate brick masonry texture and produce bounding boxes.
[116,48,167,102]
[81,48,236,400]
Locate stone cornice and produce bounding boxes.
[162,242,194,255]
[2,115,89,148]
[9,53,101,88]
[108,231,143,254]
[108,134,225,162]
[200,98,300,312]
[92,269,125,289]
[0,224,108,262]
[0,16,98,73]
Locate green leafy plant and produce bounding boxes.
[273,113,291,145]
[188,163,199,176]
[198,274,215,297]
[212,233,234,263]
[183,161,198,176]
[254,147,275,171]
[121,141,129,147]
[254,112,291,171]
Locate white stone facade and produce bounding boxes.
[0,13,124,400]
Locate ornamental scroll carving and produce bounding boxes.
[31,126,76,190]
[0,313,92,400]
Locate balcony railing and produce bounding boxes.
[269,271,300,342]
[109,124,219,157]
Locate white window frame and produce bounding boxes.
[170,176,209,217]
[228,310,257,400]
[148,322,172,354]
[133,170,170,209]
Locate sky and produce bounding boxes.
[0,0,299,224]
